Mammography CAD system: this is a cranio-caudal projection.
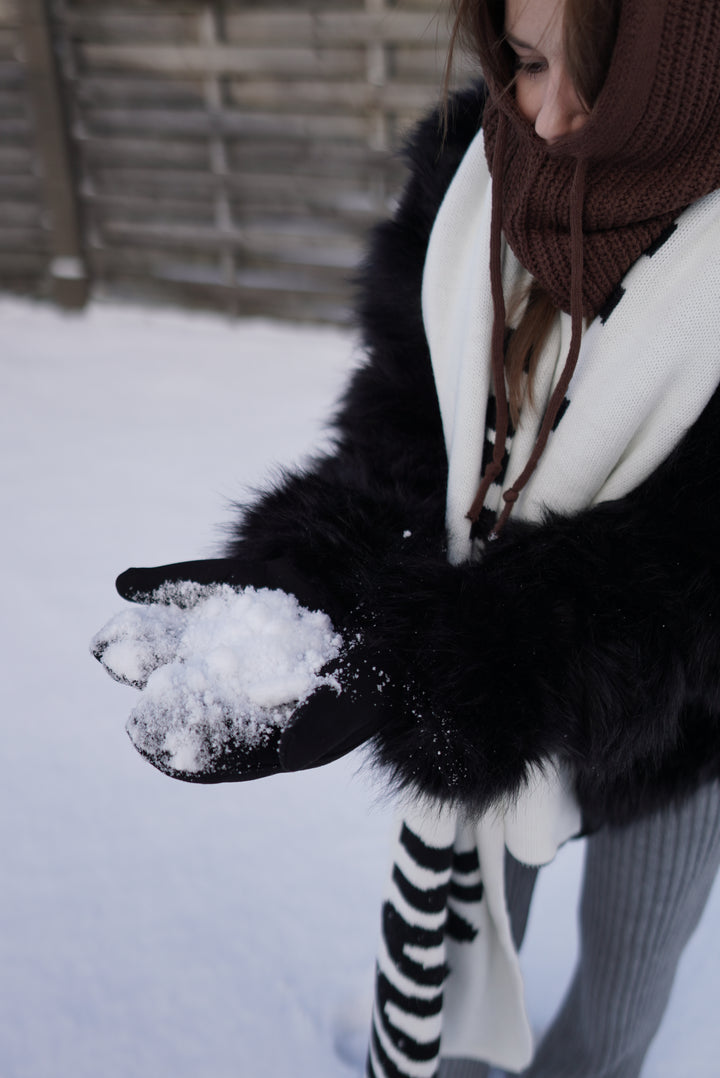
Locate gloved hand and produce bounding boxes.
[278,642,391,771]
[92,554,384,784]
[116,555,329,615]
[92,554,334,688]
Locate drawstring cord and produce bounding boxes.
[467,140,588,539]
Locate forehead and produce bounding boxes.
[505,0,566,48]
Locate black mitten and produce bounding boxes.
[127,701,361,785]
[116,555,331,617]
[279,643,392,771]
[92,554,360,784]
[129,718,286,785]
[125,635,392,784]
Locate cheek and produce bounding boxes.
[514,78,540,124]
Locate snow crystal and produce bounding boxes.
[90,599,189,688]
[92,584,342,775]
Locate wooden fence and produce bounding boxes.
[0,0,476,322]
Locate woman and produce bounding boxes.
[94,1,720,1075]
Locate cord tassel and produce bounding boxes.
[466,111,510,524]
[491,156,587,536]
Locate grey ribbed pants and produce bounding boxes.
[439,780,720,1078]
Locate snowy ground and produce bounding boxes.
[1,296,718,1078]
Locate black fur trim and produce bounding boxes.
[365,383,720,826]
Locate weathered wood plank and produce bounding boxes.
[0,87,28,115]
[0,173,42,194]
[80,43,369,79]
[84,179,387,224]
[77,73,441,113]
[66,9,449,48]
[0,200,44,225]
[89,244,350,293]
[225,9,450,47]
[64,12,205,44]
[81,149,401,184]
[82,161,403,203]
[81,131,399,169]
[0,224,50,249]
[97,219,365,268]
[224,77,440,112]
[0,27,19,57]
[0,252,49,272]
[81,136,210,168]
[395,44,472,79]
[87,245,355,323]
[0,1,19,26]
[81,105,372,141]
[67,0,382,13]
[0,59,24,87]
[77,75,206,107]
[94,277,353,326]
[19,0,88,307]
[0,113,29,136]
[0,144,33,169]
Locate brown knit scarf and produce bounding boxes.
[468,0,720,535]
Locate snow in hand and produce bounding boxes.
[91,583,342,777]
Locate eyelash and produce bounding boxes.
[513,56,547,78]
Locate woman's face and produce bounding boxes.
[504,0,589,142]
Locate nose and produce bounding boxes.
[534,69,587,142]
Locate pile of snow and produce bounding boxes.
[92,583,342,776]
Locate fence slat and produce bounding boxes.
[80,43,369,78]
[64,9,449,47]
[225,9,449,46]
[0,1,19,26]
[85,176,389,219]
[77,73,440,113]
[82,105,373,141]
[19,0,88,307]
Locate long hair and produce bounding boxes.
[446,0,621,424]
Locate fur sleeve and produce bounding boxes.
[366,381,720,828]
[225,87,486,618]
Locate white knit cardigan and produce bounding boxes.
[368,128,720,1078]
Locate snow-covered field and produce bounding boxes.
[1,296,718,1077]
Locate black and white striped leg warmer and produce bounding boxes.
[366,822,453,1078]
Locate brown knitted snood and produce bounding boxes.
[469,0,720,536]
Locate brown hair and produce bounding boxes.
[446,0,621,424]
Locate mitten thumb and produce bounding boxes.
[279,650,391,771]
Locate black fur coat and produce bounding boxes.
[228,84,720,831]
